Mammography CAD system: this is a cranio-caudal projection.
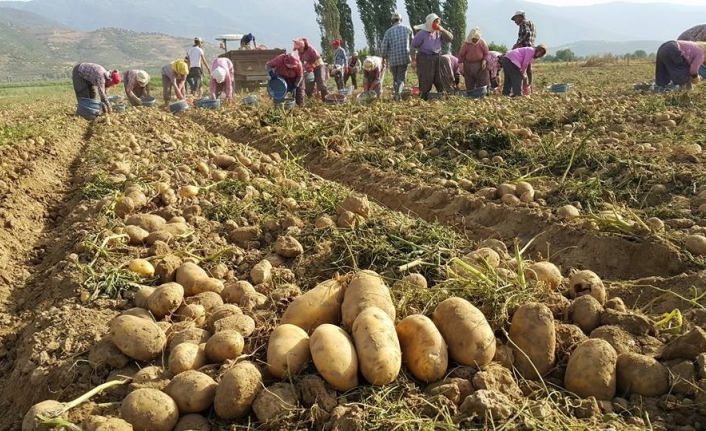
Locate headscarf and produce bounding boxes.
[332,39,341,48]
[466,28,481,43]
[293,38,307,51]
[363,57,378,71]
[212,67,227,84]
[109,70,121,87]
[136,70,150,85]
[414,13,439,32]
[171,59,188,76]
[284,53,302,73]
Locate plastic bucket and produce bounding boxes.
[549,83,571,93]
[242,95,259,107]
[267,77,288,101]
[339,86,353,96]
[400,88,412,100]
[324,94,346,104]
[357,91,378,104]
[141,97,156,107]
[466,86,488,98]
[194,98,221,109]
[169,99,190,113]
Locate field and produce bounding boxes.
[1,61,706,431]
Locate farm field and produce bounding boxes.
[1,61,706,431]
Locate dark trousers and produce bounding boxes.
[344,69,358,88]
[331,70,344,90]
[72,65,98,100]
[501,57,523,97]
[283,77,305,106]
[305,65,328,99]
[655,41,691,87]
[390,64,409,101]
[187,67,203,93]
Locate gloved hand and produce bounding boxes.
[268,69,277,80]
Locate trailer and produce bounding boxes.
[215,35,284,93]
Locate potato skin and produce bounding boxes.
[281,278,345,332]
[352,306,401,386]
[341,270,395,330]
[214,361,263,420]
[564,338,617,400]
[164,370,217,414]
[267,324,311,378]
[616,352,670,397]
[120,388,179,431]
[176,262,209,296]
[396,314,448,383]
[205,330,244,363]
[168,343,207,375]
[147,282,185,319]
[310,324,359,391]
[109,315,166,361]
[432,297,495,367]
[509,302,556,379]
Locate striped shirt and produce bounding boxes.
[76,63,110,106]
[516,20,536,48]
[333,47,347,67]
[381,22,413,67]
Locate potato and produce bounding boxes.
[130,366,172,392]
[176,262,210,296]
[213,154,236,169]
[616,352,670,397]
[205,304,242,332]
[281,277,346,332]
[341,270,395,330]
[267,324,311,378]
[214,361,262,420]
[310,324,359,391]
[252,382,299,422]
[128,258,155,277]
[509,303,556,379]
[188,291,224,313]
[569,295,604,333]
[126,214,167,233]
[164,370,217,413]
[133,287,155,309]
[432,297,495,367]
[352,307,401,386]
[174,303,206,326]
[174,414,210,431]
[213,314,255,337]
[82,416,133,431]
[168,328,210,351]
[120,388,179,431]
[564,338,617,400]
[169,343,207,375]
[395,315,448,383]
[221,280,255,304]
[205,330,244,363]
[147,282,184,319]
[109,315,166,361]
[525,261,562,290]
[568,270,606,305]
[121,307,154,320]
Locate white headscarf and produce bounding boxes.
[466,28,481,43]
[414,13,439,32]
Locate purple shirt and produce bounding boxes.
[677,41,706,76]
[504,47,537,73]
[443,54,459,74]
[411,30,446,55]
[77,62,110,105]
[210,58,234,100]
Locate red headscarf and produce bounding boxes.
[284,53,303,75]
[332,40,341,48]
[109,70,121,87]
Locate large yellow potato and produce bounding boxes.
[176,262,210,296]
[432,297,495,367]
[147,282,184,319]
[120,388,178,431]
[310,324,359,391]
[509,303,556,379]
[564,338,617,400]
[205,330,244,363]
[395,315,448,383]
[341,270,395,330]
[168,343,207,375]
[164,370,217,414]
[214,361,262,420]
[109,315,166,361]
[267,324,311,378]
[281,278,346,332]
[352,307,401,386]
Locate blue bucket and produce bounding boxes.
[466,86,488,98]
[699,65,706,80]
[141,97,156,107]
[242,95,259,107]
[267,78,288,101]
[194,98,221,109]
[549,83,571,93]
[169,99,189,113]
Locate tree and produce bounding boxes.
[441,0,467,54]
[488,41,508,54]
[555,48,576,62]
[405,0,441,29]
[633,49,647,59]
[315,0,341,63]
[356,0,396,55]
[338,0,355,54]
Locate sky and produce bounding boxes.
[526,0,706,4]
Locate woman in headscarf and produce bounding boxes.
[293,38,328,100]
[457,27,490,91]
[411,13,454,100]
[162,59,188,104]
[501,44,547,97]
[441,54,460,90]
[240,33,257,50]
[488,51,503,90]
[123,69,150,106]
[266,53,305,106]
[362,55,385,97]
[655,40,706,91]
[72,62,121,113]
[209,57,234,101]
[344,51,361,89]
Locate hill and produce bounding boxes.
[550,40,663,58]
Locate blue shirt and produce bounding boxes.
[334,47,347,67]
[381,23,413,67]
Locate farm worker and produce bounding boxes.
[209,57,234,101]
[267,53,305,106]
[442,54,460,90]
[240,33,257,50]
[344,51,361,89]
[294,38,328,100]
[162,59,188,104]
[511,11,537,86]
[362,56,385,97]
[488,51,503,90]
[381,12,414,101]
[186,37,211,97]
[654,40,706,90]
[72,62,121,114]
[411,13,455,100]
[500,44,546,97]
[123,69,151,106]
[331,39,348,90]
[457,27,490,91]
[678,24,706,42]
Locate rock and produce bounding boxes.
[600,309,653,336]
[604,297,627,312]
[662,327,706,360]
[337,210,362,228]
[458,390,513,421]
[154,254,182,283]
[325,405,364,431]
[298,375,338,413]
[422,394,458,419]
[557,204,580,220]
[589,325,640,355]
[426,378,474,405]
[544,293,571,321]
[564,339,617,400]
[555,323,588,357]
[509,303,555,379]
[667,360,697,395]
[696,353,706,380]
[568,270,606,305]
[337,195,371,218]
[685,235,706,256]
[572,397,601,419]
[314,215,336,229]
[570,295,604,334]
[229,226,261,247]
[252,382,299,422]
[616,353,670,397]
[88,338,129,370]
[492,341,514,369]
[273,235,304,258]
[250,259,272,285]
[472,363,522,400]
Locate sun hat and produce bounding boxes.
[136,70,150,85]
[511,10,525,20]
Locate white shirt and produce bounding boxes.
[187,46,204,69]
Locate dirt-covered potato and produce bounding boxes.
[176,262,210,296]
[174,303,206,326]
[213,313,255,337]
[568,270,606,305]
[168,328,211,351]
[147,282,184,319]
[281,277,346,332]
[205,304,243,332]
[341,270,395,330]
[205,330,244,363]
[164,370,217,413]
[395,314,448,383]
[525,261,562,290]
[120,388,179,431]
[252,382,299,422]
[352,306,401,386]
[188,291,224,313]
[168,342,207,375]
[310,324,359,391]
[433,297,495,367]
[564,338,617,400]
[569,295,604,334]
[214,361,263,420]
[133,286,155,309]
[267,324,311,378]
[82,416,133,431]
[616,352,670,397]
[509,302,555,379]
[130,366,173,392]
[109,315,166,361]
[174,414,211,431]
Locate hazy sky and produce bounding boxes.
[526,0,706,4]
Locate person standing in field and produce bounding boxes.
[511,11,536,88]
[381,12,414,101]
[457,27,490,91]
[294,38,328,100]
[266,53,305,106]
[123,69,150,106]
[654,40,706,90]
[411,13,455,100]
[186,37,211,97]
[344,51,361,89]
[331,39,348,90]
[501,44,546,97]
[362,55,385,97]
[209,57,234,101]
[162,59,188,104]
[72,62,121,113]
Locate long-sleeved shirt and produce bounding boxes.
[298,46,323,67]
[457,39,489,63]
[210,57,234,99]
[123,69,142,96]
[268,54,303,80]
[348,56,361,72]
[488,51,502,79]
[333,47,347,67]
[443,54,459,74]
[76,62,110,106]
[677,41,706,76]
[381,22,414,66]
[515,20,536,48]
[504,47,538,73]
[162,64,185,98]
[411,30,451,56]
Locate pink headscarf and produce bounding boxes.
[284,53,302,73]
[293,38,307,51]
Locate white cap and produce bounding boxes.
[392,12,402,21]
[212,67,227,84]
[511,10,525,20]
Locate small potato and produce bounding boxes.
[188,291,224,313]
[174,414,210,431]
[82,416,133,431]
[168,327,210,351]
[147,282,185,319]
[128,258,155,277]
[564,338,617,400]
[130,366,172,392]
[310,324,359,391]
[133,287,155,309]
[267,324,311,378]
[509,303,556,379]
[352,307,401,386]
[126,213,167,233]
[396,315,448,383]
[214,361,262,420]
[569,295,604,334]
[174,303,206,327]
[221,281,255,304]
[164,370,217,413]
[433,297,495,367]
[525,261,562,290]
[205,330,244,363]
[204,304,242,332]
[341,270,395,330]
[281,277,346,332]
[169,342,207,375]
[120,388,179,431]
[109,315,166,361]
[568,270,606,305]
